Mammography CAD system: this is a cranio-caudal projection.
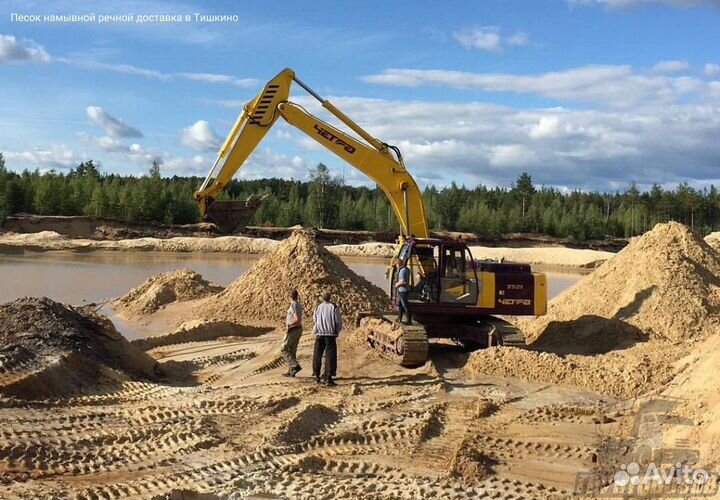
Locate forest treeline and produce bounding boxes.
[0,153,718,240]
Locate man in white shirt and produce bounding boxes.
[312,291,342,386]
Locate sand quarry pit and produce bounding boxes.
[2,223,720,499]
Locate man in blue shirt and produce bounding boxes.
[312,291,342,386]
[395,260,412,325]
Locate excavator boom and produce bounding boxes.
[194,68,428,237]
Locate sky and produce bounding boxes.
[1,0,720,192]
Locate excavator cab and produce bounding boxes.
[391,239,480,309]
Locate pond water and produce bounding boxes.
[0,251,584,305]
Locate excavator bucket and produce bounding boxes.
[204,195,268,234]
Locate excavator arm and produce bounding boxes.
[194,68,428,238]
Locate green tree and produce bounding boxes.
[85,184,109,217]
[513,172,536,220]
[435,182,464,230]
[307,163,341,228]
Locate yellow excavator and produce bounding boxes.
[195,68,547,366]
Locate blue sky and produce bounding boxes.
[1,0,719,191]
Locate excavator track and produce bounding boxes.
[481,317,527,348]
[359,315,429,367]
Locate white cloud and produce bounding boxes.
[126,143,161,165]
[237,148,312,181]
[530,116,566,139]
[180,120,222,152]
[454,27,502,52]
[162,154,208,174]
[362,65,712,107]
[4,144,78,169]
[86,106,143,138]
[488,144,538,167]
[506,31,529,47]
[453,26,530,52]
[78,131,210,174]
[59,58,257,87]
[705,63,720,76]
[77,133,129,153]
[0,34,50,63]
[280,94,720,190]
[653,60,690,72]
[56,59,167,79]
[177,72,258,87]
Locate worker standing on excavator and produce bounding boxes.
[396,260,412,325]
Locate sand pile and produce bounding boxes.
[274,403,339,445]
[0,297,158,399]
[659,333,720,467]
[520,221,720,345]
[467,222,720,398]
[200,230,390,325]
[115,268,223,315]
[448,439,498,483]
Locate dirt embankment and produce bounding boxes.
[0,230,280,254]
[198,230,391,325]
[0,297,159,399]
[2,214,221,239]
[0,230,615,269]
[468,245,613,269]
[467,222,720,398]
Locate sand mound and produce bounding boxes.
[0,297,158,399]
[115,268,223,316]
[520,222,720,345]
[200,230,390,325]
[448,438,498,483]
[465,346,678,399]
[468,222,720,398]
[705,231,720,252]
[274,403,339,445]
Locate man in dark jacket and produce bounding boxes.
[311,291,342,386]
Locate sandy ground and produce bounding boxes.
[3,224,720,499]
[0,230,614,270]
[0,317,610,500]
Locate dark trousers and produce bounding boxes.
[397,291,411,323]
[312,336,337,380]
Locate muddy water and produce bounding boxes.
[0,252,583,305]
